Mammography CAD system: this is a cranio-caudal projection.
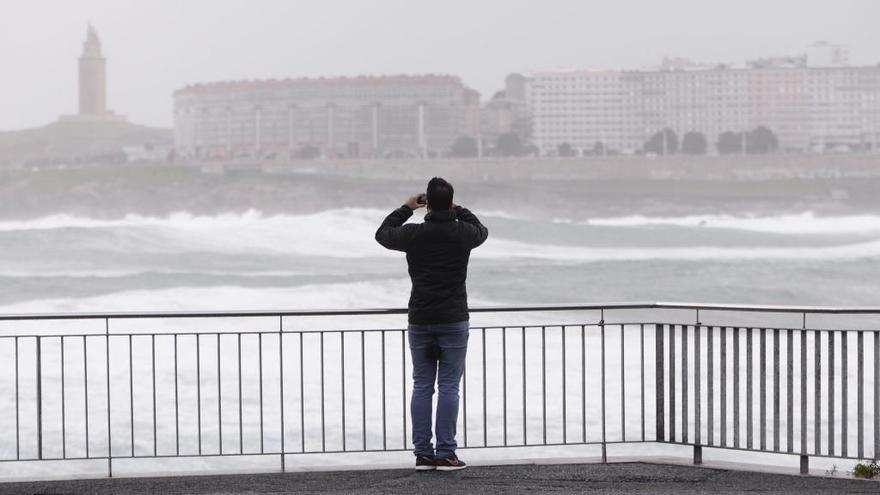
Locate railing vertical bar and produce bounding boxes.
[874,331,879,459]
[801,329,807,455]
[828,331,835,457]
[279,317,286,471]
[562,326,568,444]
[759,328,766,451]
[15,337,20,460]
[197,334,202,456]
[707,326,715,446]
[299,333,305,453]
[655,324,665,442]
[380,330,386,451]
[483,328,488,447]
[237,333,243,455]
[669,324,676,442]
[600,320,606,461]
[695,324,701,447]
[463,345,468,448]
[720,327,727,447]
[401,331,407,450]
[582,324,587,444]
[654,324,666,442]
[747,328,753,450]
[83,336,89,459]
[832,331,849,457]
[857,331,864,459]
[622,324,627,443]
[503,327,508,446]
[105,319,112,477]
[522,326,527,445]
[174,334,179,457]
[733,328,739,449]
[682,325,688,444]
[640,324,645,443]
[217,334,222,455]
[361,330,366,452]
[787,329,794,453]
[259,333,265,454]
[842,331,848,458]
[341,332,346,452]
[815,330,822,455]
[838,330,850,459]
[37,336,42,460]
[319,332,324,453]
[773,329,780,452]
[61,336,67,458]
[128,335,134,457]
[542,326,547,445]
[152,334,158,457]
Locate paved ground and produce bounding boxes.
[0,462,877,494]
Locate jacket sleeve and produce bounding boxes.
[375,205,416,252]
[455,206,489,249]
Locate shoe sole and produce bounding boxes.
[436,465,467,471]
[415,465,436,471]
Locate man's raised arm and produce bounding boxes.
[455,206,488,249]
[375,196,424,251]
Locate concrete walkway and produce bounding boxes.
[0,462,876,494]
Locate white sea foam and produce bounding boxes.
[572,212,880,235]
[477,238,880,262]
[0,278,412,315]
[2,209,879,264]
[4,209,877,238]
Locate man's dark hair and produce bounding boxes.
[426,177,454,210]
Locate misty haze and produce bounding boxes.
[1,0,880,488]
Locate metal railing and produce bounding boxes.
[0,302,878,478]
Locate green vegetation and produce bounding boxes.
[643,128,679,155]
[495,132,524,157]
[556,142,575,157]
[450,136,479,157]
[852,460,880,478]
[717,127,779,155]
[681,131,708,155]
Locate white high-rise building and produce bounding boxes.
[527,47,880,155]
[528,69,642,154]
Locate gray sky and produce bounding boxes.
[2,0,879,131]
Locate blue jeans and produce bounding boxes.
[408,320,469,459]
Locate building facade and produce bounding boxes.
[173,75,480,160]
[528,54,880,155]
[480,73,531,146]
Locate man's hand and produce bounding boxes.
[405,195,426,210]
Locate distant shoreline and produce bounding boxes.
[186,152,880,181]
[1,154,879,220]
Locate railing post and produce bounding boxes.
[279,315,286,473]
[36,337,42,460]
[693,445,702,465]
[105,317,112,478]
[799,455,809,474]
[600,315,607,463]
[655,324,665,442]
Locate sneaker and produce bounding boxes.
[415,454,436,471]
[435,455,467,471]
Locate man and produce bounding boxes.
[375,177,488,471]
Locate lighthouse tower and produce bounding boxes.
[78,24,108,116]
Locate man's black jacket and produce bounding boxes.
[375,205,488,325]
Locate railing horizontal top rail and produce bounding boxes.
[0,301,879,321]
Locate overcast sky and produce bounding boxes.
[1,0,879,131]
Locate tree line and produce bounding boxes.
[642,127,780,155]
[448,126,780,157]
